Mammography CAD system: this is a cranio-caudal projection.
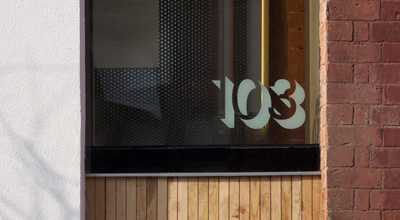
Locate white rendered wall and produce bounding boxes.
[0,0,83,219]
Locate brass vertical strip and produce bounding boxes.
[261,0,269,88]
[260,0,270,138]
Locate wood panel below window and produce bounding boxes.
[86,176,321,220]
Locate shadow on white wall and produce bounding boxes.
[0,47,81,220]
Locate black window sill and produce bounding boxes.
[86,145,320,174]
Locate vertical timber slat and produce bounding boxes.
[188,177,199,220]
[147,177,157,220]
[198,177,209,220]
[239,177,250,220]
[157,177,168,220]
[302,176,312,220]
[260,177,271,220]
[127,178,137,220]
[178,177,188,220]
[137,178,147,220]
[281,176,292,220]
[291,176,302,220]
[249,176,260,220]
[209,177,219,220]
[229,177,240,220]
[106,178,116,220]
[96,177,106,220]
[312,176,321,220]
[86,178,96,220]
[168,177,178,220]
[219,177,229,220]
[116,177,127,220]
[271,176,282,220]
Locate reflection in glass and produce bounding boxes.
[91,0,319,146]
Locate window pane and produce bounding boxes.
[93,0,159,68]
[90,0,319,146]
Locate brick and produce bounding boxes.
[328,125,382,146]
[354,64,369,83]
[321,83,327,106]
[370,64,400,84]
[288,10,305,31]
[320,23,329,64]
[383,211,400,220]
[321,122,328,148]
[371,22,400,42]
[287,0,304,12]
[288,48,305,74]
[327,147,354,167]
[355,190,369,210]
[321,147,327,169]
[288,35,304,52]
[320,1,328,23]
[354,105,369,125]
[327,21,353,41]
[326,63,353,83]
[384,86,400,104]
[354,22,369,41]
[328,211,380,220]
[327,168,381,188]
[370,106,400,126]
[355,147,370,167]
[382,2,400,21]
[383,43,400,62]
[322,188,328,211]
[289,22,304,46]
[383,170,400,188]
[327,83,381,104]
[327,1,380,21]
[384,128,400,146]
[322,211,327,220]
[371,190,400,209]
[322,169,328,190]
[371,148,400,167]
[326,104,353,125]
[327,42,381,63]
[327,188,354,210]
[321,105,327,128]
[321,63,327,84]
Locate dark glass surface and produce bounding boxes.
[89,0,319,146]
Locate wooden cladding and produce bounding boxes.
[86,176,321,220]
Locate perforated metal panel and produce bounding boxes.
[94,0,218,146]
[94,68,166,145]
[233,0,247,144]
[158,0,212,145]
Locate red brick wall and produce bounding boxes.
[320,0,400,219]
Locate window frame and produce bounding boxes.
[84,0,320,176]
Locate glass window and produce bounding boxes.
[86,0,320,174]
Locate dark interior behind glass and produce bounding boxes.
[90,0,319,146]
